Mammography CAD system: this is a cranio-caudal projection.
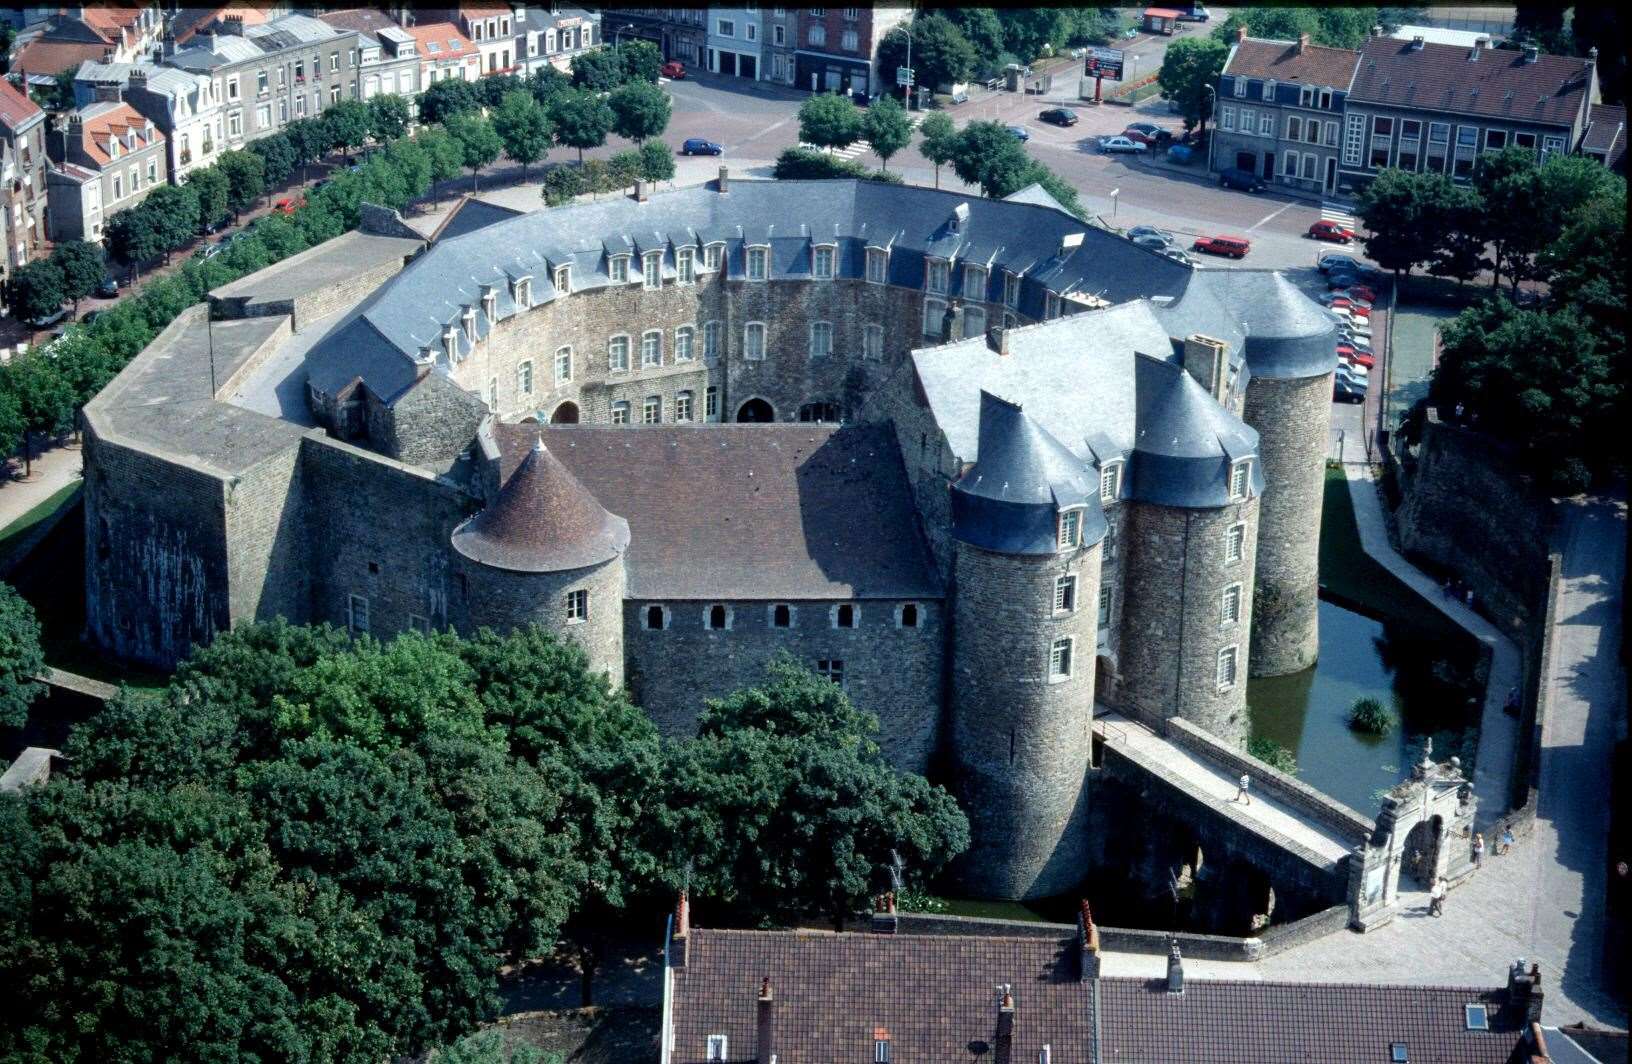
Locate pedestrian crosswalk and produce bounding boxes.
[1321,201,1359,229]
[799,116,919,162]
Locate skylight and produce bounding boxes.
[1389,1044,1408,1063]
[1465,1004,1489,1030]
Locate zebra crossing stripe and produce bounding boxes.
[1321,202,1358,228]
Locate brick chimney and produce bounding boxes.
[1077,899,1102,981]
[1296,33,1309,54]
[1166,939,1185,995]
[1523,44,1539,64]
[716,165,729,194]
[870,891,899,934]
[671,889,690,968]
[756,977,775,1062]
[986,325,1008,356]
[1507,960,1545,1024]
[129,68,147,90]
[1409,35,1425,51]
[994,985,1015,1054]
[1182,333,1229,403]
[221,13,244,35]
[633,178,649,202]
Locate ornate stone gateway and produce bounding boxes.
[1348,743,1477,931]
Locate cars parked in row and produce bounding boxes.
[1334,375,1367,403]
[1039,107,1079,127]
[95,276,120,298]
[1122,122,1173,147]
[1307,219,1356,243]
[23,306,68,329]
[1097,135,1147,154]
[1192,234,1250,258]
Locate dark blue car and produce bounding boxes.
[681,138,724,156]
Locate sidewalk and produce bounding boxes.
[1,439,83,530]
[1342,464,1521,829]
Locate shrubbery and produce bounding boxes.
[772,146,903,184]
[1348,697,1396,735]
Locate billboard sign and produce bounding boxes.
[1085,47,1125,81]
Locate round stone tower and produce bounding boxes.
[451,436,630,685]
[950,392,1103,900]
[1235,274,1337,678]
[1117,356,1262,747]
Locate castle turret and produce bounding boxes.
[950,392,1103,900]
[1118,356,1262,746]
[1233,274,1337,677]
[451,436,630,684]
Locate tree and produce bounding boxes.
[429,1030,555,1064]
[861,92,913,172]
[879,14,976,93]
[570,47,625,92]
[282,118,330,183]
[950,120,1033,198]
[446,113,503,191]
[6,259,64,325]
[1354,166,1445,280]
[477,73,524,110]
[798,92,863,152]
[542,164,587,206]
[249,132,296,190]
[995,8,1067,61]
[945,8,1006,59]
[637,139,676,185]
[773,146,902,184]
[366,92,410,142]
[608,80,671,143]
[491,91,553,179]
[382,136,433,203]
[418,78,482,125]
[51,241,106,312]
[655,657,969,928]
[142,183,202,259]
[0,386,24,467]
[606,149,643,192]
[416,125,467,201]
[917,111,957,189]
[216,149,266,218]
[620,40,663,84]
[103,208,163,282]
[1542,186,1627,341]
[3,347,77,446]
[322,99,370,160]
[0,581,44,729]
[549,88,613,163]
[1426,181,1488,287]
[1159,36,1228,134]
[1471,146,1551,292]
[528,64,571,107]
[1019,162,1085,217]
[187,165,231,231]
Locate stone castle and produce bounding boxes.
[82,175,1336,900]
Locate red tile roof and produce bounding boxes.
[1225,37,1361,89]
[0,77,45,132]
[405,22,477,60]
[1350,36,1593,128]
[10,38,115,79]
[76,102,164,167]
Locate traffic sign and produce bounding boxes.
[1085,47,1125,81]
[896,65,914,87]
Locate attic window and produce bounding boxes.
[1464,1004,1488,1030]
[463,306,478,343]
[1058,508,1083,549]
[609,254,630,283]
[706,1035,728,1061]
[1389,1045,1408,1063]
[443,326,459,362]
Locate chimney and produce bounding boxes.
[1296,33,1309,54]
[1588,46,1599,64]
[1166,939,1185,995]
[94,82,122,103]
[671,890,690,968]
[222,14,244,35]
[940,298,961,344]
[208,32,219,53]
[1410,35,1424,50]
[1507,960,1545,1024]
[756,977,776,1063]
[1077,899,1102,982]
[995,985,1015,1052]
[1371,24,1383,37]
[986,325,1008,356]
[1183,334,1229,403]
[1523,44,1539,64]
[1235,25,1246,44]
[129,68,147,88]
[870,891,899,934]
[633,178,649,202]
[716,165,729,194]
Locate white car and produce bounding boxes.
[1098,135,1148,154]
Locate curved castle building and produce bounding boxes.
[82,176,1335,899]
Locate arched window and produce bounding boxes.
[898,603,919,628]
[771,603,792,628]
[707,604,731,630]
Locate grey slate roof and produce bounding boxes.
[1160,269,1337,380]
[1132,354,1265,507]
[499,423,942,602]
[302,179,1193,407]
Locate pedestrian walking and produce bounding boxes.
[1472,832,1486,869]
[1429,877,1447,917]
[1235,773,1251,806]
[1498,828,1514,856]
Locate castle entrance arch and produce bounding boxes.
[550,401,580,424]
[1349,747,1476,932]
[736,398,774,422]
[1404,815,1442,888]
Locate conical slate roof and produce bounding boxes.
[451,437,630,573]
[1129,356,1263,507]
[1160,270,1337,381]
[951,392,1106,556]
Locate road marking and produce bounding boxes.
[1248,201,1295,231]
[736,116,791,147]
[1321,201,1359,228]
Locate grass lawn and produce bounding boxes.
[1319,463,1461,642]
[0,482,82,570]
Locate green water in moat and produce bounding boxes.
[1246,596,1483,813]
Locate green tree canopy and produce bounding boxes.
[1159,36,1229,133]
[249,131,296,188]
[321,99,371,157]
[446,113,503,190]
[416,125,467,197]
[528,64,571,106]
[950,120,1034,198]
[0,581,44,729]
[917,111,957,188]
[50,241,106,310]
[620,40,663,84]
[491,91,553,178]
[1355,166,1450,278]
[549,88,614,163]
[216,149,266,217]
[638,139,676,184]
[186,165,231,230]
[366,92,410,141]
[2,345,77,438]
[478,73,525,110]
[570,47,625,92]
[878,14,977,91]
[861,90,914,171]
[995,8,1068,61]
[419,78,482,124]
[608,80,671,143]
[798,92,864,151]
[5,259,65,324]
[142,183,202,259]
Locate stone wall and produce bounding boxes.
[1394,417,1553,631]
[209,241,418,331]
[82,428,231,668]
[624,596,945,774]
[864,359,963,582]
[460,555,627,687]
[1243,372,1331,677]
[951,541,1101,900]
[1118,498,1259,746]
[885,908,1351,960]
[300,435,477,638]
[381,372,488,467]
[224,440,311,629]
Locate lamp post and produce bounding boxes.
[613,22,636,48]
[1202,83,1218,171]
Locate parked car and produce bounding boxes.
[1336,366,1370,391]
[661,61,686,79]
[681,138,724,156]
[1321,292,1372,310]
[196,242,224,260]
[24,306,67,329]
[95,276,119,298]
[1128,225,1174,246]
[1123,122,1168,145]
[1177,4,1211,21]
[1334,376,1367,404]
[1307,219,1355,243]
[1161,247,1194,265]
[1318,250,1359,272]
[1131,233,1170,251]
[1218,167,1265,192]
[1167,143,1195,164]
[1337,345,1376,369]
[1339,324,1373,344]
[80,309,103,325]
[1325,297,1371,317]
[1007,125,1031,141]
[1097,135,1147,154]
[273,195,306,216]
[1192,234,1251,259]
[1039,107,1079,127]
[1329,285,1378,305]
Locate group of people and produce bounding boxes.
[1423,827,1516,917]
[1440,574,1477,611]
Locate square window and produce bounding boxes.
[1389,1045,1408,1064]
[707,1035,729,1061]
[771,603,792,628]
[813,245,835,279]
[1049,638,1073,679]
[923,297,947,337]
[1004,271,1021,308]
[677,247,694,284]
[963,265,987,301]
[707,604,731,630]
[348,594,369,634]
[704,243,723,270]
[1464,1004,1488,1030]
[566,588,588,622]
[866,247,888,283]
[1058,509,1081,549]
[675,391,694,421]
[645,604,667,629]
[554,265,570,293]
[817,659,844,684]
[703,321,722,360]
[611,401,630,424]
[747,246,768,280]
[643,252,662,289]
[1054,574,1076,612]
[706,386,719,418]
[1230,461,1250,499]
[897,603,918,628]
[834,603,857,628]
[517,360,533,395]
[675,326,695,362]
[926,259,949,294]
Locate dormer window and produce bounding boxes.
[462,306,478,343]
[962,264,988,301]
[926,258,949,295]
[609,254,630,283]
[676,246,694,283]
[1230,460,1251,500]
[481,286,496,322]
[812,244,835,279]
[704,242,724,270]
[746,246,768,280]
[1058,507,1083,549]
[642,250,662,289]
[1100,461,1122,502]
[866,247,888,284]
[1045,292,1061,319]
[443,326,459,362]
[553,264,569,294]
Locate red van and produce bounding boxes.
[1192,234,1251,259]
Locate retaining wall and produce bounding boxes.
[1490,552,1565,839]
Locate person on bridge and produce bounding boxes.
[1429,877,1447,917]
[1235,773,1251,806]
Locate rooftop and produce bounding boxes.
[1224,35,1362,88]
[405,23,477,59]
[0,77,44,131]
[73,100,163,167]
[1350,36,1595,127]
[453,437,629,573]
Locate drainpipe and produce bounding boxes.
[1173,510,1192,724]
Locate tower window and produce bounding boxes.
[1054,574,1076,613]
[1230,460,1251,500]
[1098,586,1113,626]
[1049,637,1073,680]
[347,593,369,634]
[645,604,667,630]
[817,659,844,684]
[833,603,857,628]
[565,589,588,623]
[1058,508,1082,549]
[771,603,793,628]
[1221,584,1242,625]
[1226,523,1246,563]
[1217,646,1239,690]
[707,603,731,630]
[1100,461,1122,502]
[897,603,918,628]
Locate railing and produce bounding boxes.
[1096,718,1128,746]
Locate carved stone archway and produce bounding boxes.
[1349,748,1476,931]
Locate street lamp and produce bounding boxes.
[614,22,636,48]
